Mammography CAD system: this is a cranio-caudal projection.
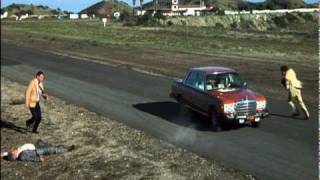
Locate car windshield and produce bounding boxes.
[206,72,244,90]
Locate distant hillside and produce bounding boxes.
[1,3,69,16]
[239,0,307,10]
[79,0,132,17]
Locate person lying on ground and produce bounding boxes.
[1,139,75,162]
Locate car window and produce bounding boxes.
[185,71,197,87]
[207,73,244,90]
[195,72,205,91]
[185,71,205,91]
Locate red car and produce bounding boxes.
[170,66,269,131]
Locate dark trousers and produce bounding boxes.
[35,139,70,155]
[26,102,41,132]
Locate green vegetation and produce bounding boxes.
[1,3,68,16]
[1,19,317,62]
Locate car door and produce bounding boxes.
[181,70,197,106]
[192,72,210,113]
[183,71,208,114]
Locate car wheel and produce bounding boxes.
[251,122,260,128]
[211,111,222,132]
[177,95,184,104]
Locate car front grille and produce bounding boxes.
[235,100,257,116]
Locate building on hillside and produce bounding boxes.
[113,11,121,19]
[70,14,79,19]
[19,13,29,21]
[81,14,89,19]
[137,0,213,16]
[1,11,8,19]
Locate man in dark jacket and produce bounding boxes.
[1,139,75,162]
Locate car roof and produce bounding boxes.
[190,66,235,75]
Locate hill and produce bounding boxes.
[1,3,69,16]
[79,0,132,17]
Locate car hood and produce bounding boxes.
[208,88,265,104]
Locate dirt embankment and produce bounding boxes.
[1,78,255,180]
[165,13,318,32]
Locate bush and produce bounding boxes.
[137,12,160,26]
[154,11,166,20]
[283,13,299,22]
[273,16,289,28]
[124,16,138,26]
[216,9,225,16]
[215,22,225,30]
[298,12,314,22]
[230,22,238,29]
[167,20,173,26]
[240,19,255,30]
[120,10,130,22]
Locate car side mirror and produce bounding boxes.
[243,82,247,87]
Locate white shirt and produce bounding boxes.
[17,144,36,157]
[35,79,42,102]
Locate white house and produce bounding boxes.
[80,14,89,19]
[1,11,8,19]
[69,14,79,19]
[178,5,207,16]
[19,13,29,21]
[137,0,210,16]
[113,11,121,19]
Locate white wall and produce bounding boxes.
[81,14,89,19]
[1,11,8,19]
[70,14,79,19]
[227,8,319,15]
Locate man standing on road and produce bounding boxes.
[280,65,309,120]
[25,71,49,133]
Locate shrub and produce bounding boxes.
[230,22,238,29]
[137,12,160,26]
[215,22,225,30]
[154,11,166,20]
[123,16,138,26]
[273,16,289,28]
[240,19,255,29]
[298,12,314,21]
[120,10,130,22]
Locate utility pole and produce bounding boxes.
[153,0,158,14]
[133,0,136,16]
[110,0,114,19]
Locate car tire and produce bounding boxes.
[251,122,260,128]
[210,110,222,132]
[177,95,184,104]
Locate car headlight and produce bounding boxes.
[224,103,235,113]
[256,100,266,110]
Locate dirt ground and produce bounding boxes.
[2,29,317,104]
[1,77,256,180]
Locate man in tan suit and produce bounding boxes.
[25,71,48,133]
[280,65,309,120]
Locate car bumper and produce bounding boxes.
[224,110,269,124]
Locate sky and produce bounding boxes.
[1,0,319,13]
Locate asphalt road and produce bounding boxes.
[1,42,318,180]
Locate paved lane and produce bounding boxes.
[1,42,317,180]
